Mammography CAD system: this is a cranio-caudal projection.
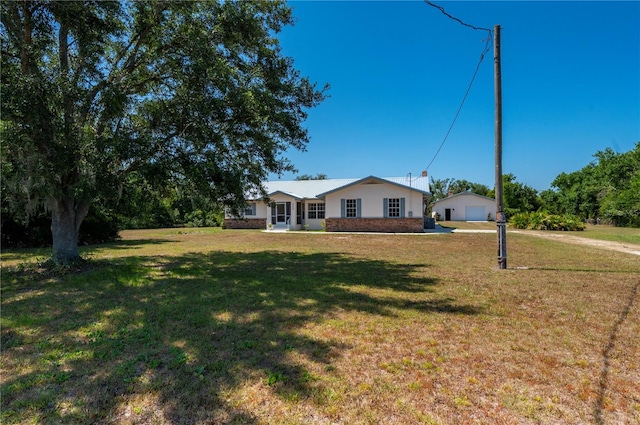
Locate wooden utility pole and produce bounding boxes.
[494,24,507,269]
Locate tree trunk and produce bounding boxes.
[49,195,90,265]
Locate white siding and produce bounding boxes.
[303,200,326,230]
[324,181,424,219]
[433,193,495,221]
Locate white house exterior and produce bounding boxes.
[432,192,496,221]
[224,175,431,232]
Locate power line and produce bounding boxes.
[423,1,493,172]
[423,0,493,32]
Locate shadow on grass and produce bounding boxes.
[1,250,480,423]
[87,238,178,250]
[0,240,176,264]
[594,280,639,425]
[524,266,637,274]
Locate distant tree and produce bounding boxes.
[503,174,542,215]
[600,171,640,227]
[1,1,327,264]
[543,143,640,226]
[488,174,541,217]
[429,177,490,201]
[596,144,640,226]
[448,179,491,197]
[428,177,455,202]
[540,167,600,219]
[295,173,328,180]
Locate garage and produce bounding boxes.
[432,192,495,222]
[465,206,486,221]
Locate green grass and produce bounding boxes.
[439,220,640,246]
[578,224,640,245]
[2,228,639,424]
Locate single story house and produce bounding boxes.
[432,192,496,221]
[224,175,431,232]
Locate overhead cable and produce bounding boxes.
[423,0,493,32]
[422,1,493,172]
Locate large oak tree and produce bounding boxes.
[1,1,327,264]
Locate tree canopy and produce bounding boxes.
[428,177,491,202]
[487,173,541,217]
[541,142,640,226]
[1,0,327,263]
[295,173,328,181]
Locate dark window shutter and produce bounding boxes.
[341,199,346,218]
[383,198,388,218]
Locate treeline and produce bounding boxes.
[431,142,640,227]
[540,143,639,227]
[1,172,223,248]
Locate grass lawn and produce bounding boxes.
[440,221,640,246]
[2,228,639,424]
[437,221,497,231]
[577,225,640,245]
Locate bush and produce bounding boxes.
[1,211,52,248]
[509,211,585,231]
[183,209,222,228]
[1,208,120,249]
[79,208,120,245]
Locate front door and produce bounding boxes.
[276,203,286,223]
[271,202,291,226]
[445,208,451,221]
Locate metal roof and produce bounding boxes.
[432,191,495,204]
[258,176,431,200]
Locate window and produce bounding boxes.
[341,198,361,218]
[345,199,357,218]
[388,198,400,217]
[308,203,325,219]
[244,203,256,216]
[384,198,405,218]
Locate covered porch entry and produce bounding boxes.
[270,202,292,229]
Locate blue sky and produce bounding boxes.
[269,0,640,191]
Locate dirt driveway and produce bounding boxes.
[512,230,640,256]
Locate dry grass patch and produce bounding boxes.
[437,220,496,231]
[2,228,639,424]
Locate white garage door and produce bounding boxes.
[465,206,486,221]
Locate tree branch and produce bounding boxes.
[20,0,31,73]
[59,22,75,132]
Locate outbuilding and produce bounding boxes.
[432,192,496,222]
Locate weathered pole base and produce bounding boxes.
[497,218,507,269]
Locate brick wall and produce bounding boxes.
[325,218,424,233]
[223,218,265,229]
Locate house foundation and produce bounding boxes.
[325,218,424,233]
[223,218,265,229]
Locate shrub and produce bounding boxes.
[1,208,120,248]
[509,211,585,231]
[183,209,221,228]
